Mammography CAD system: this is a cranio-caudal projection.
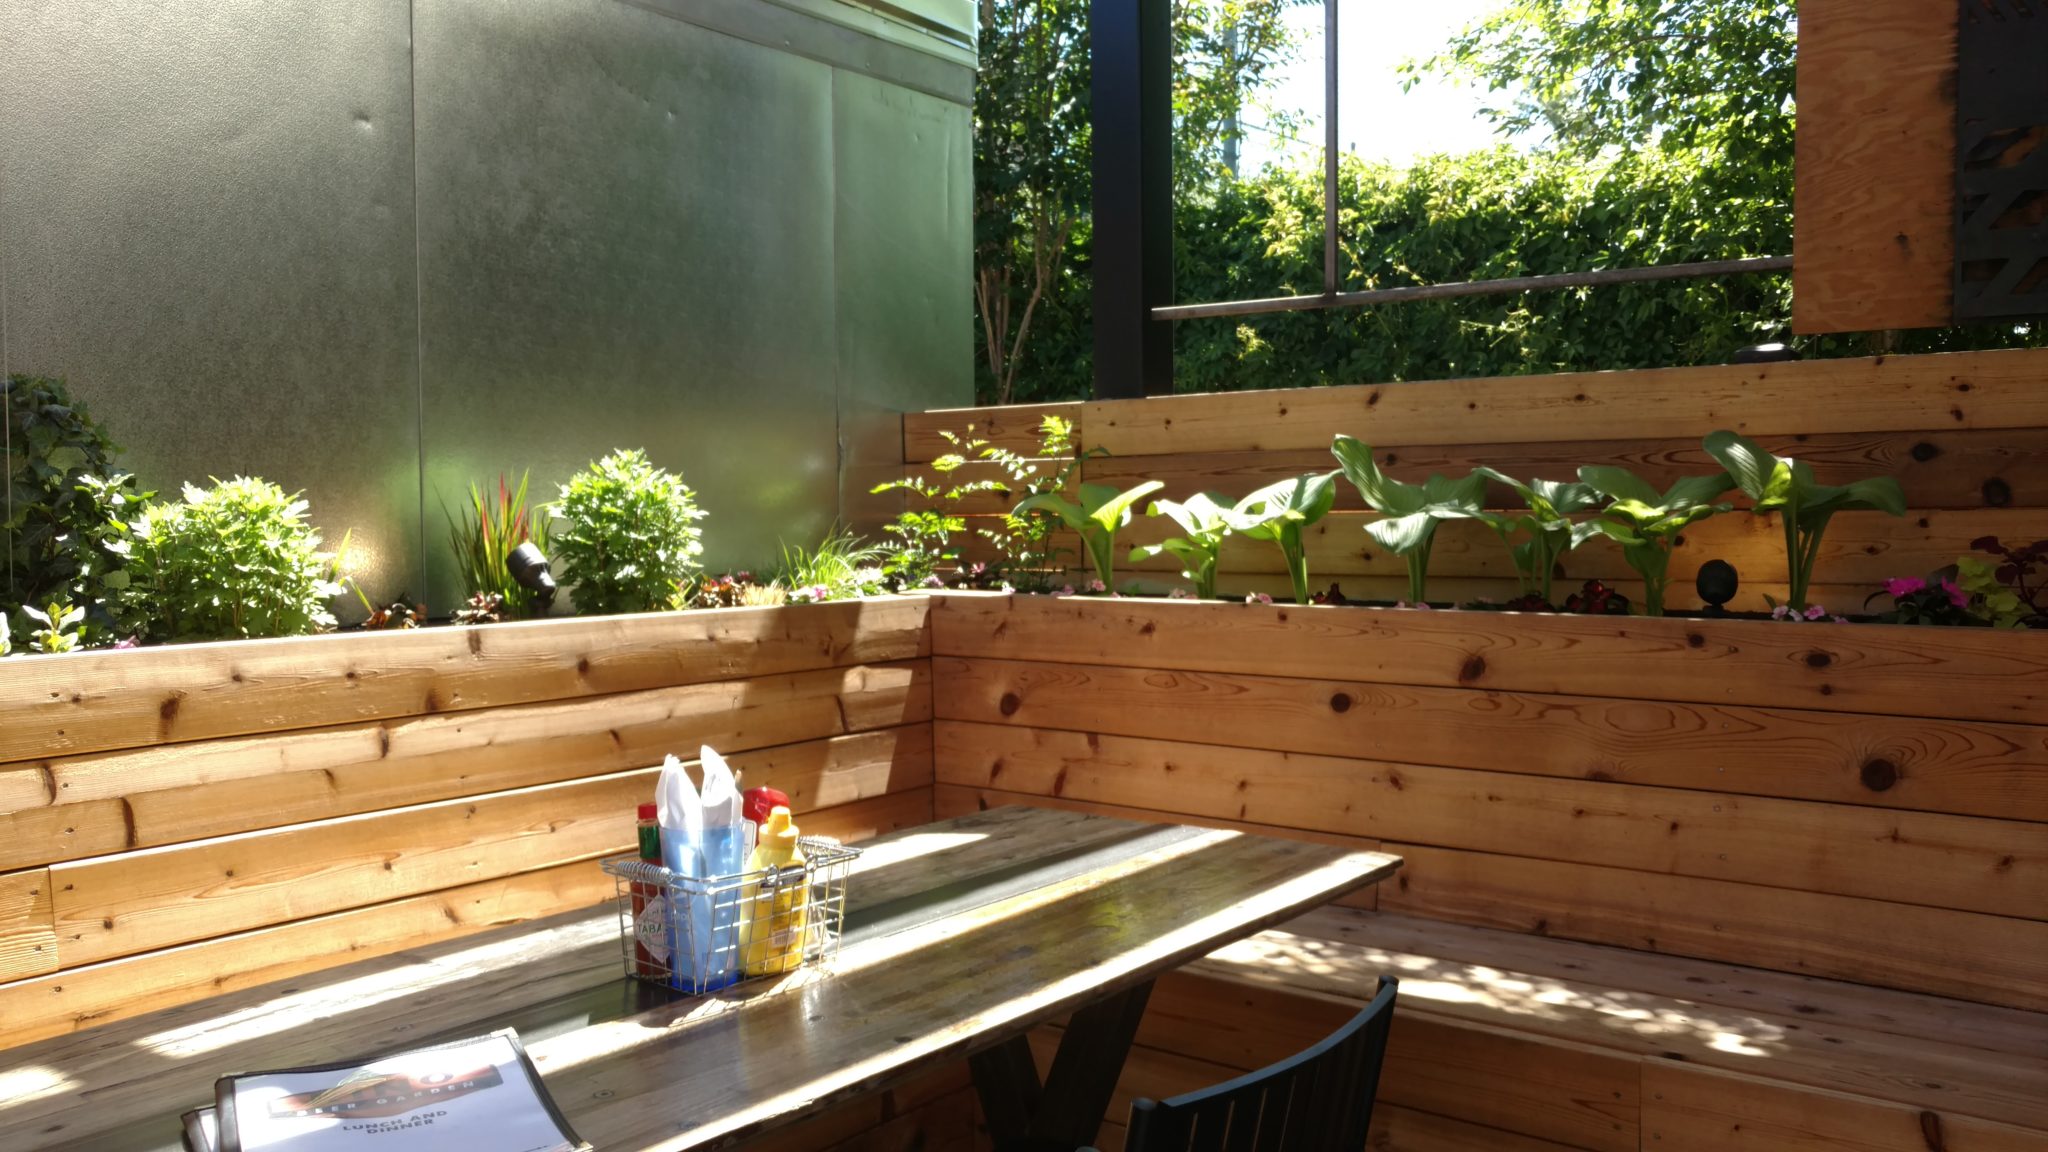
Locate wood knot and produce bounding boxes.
[1804,650,1832,669]
[1685,633,1705,649]
[1458,655,1487,682]
[998,692,1022,716]
[1910,441,1941,462]
[1861,758,1899,792]
[1982,478,2012,507]
[1329,692,1352,713]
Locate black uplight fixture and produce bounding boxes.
[508,541,557,610]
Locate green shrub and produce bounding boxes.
[3,374,150,644]
[552,449,706,615]
[120,477,341,641]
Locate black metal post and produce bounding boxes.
[1090,0,1174,399]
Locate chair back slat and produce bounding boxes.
[1124,977,1398,1152]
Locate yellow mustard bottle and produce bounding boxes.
[738,806,808,977]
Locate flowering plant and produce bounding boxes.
[1868,573,1985,627]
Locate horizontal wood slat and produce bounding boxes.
[903,403,1082,463]
[0,596,933,764]
[1,868,56,981]
[0,661,931,870]
[1079,349,2048,456]
[1193,912,2048,1130]
[1083,426,2048,511]
[1379,843,2048,1012]
[0,790,930,1053]
[931,655,2048,822]
[928,593,2048,727]
[933,722,2047,921]
[1643,1063,2045,1152]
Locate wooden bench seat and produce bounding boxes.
[1069,906,2048,1151]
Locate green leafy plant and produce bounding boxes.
[1579,466,1736,616]
[551,449,706,616]
[3,375,152,643]
[445,471,547,619]
[1131,492,1234,600]
[777,525,889,603]
[21,601,84,653]
[977,416,1093,591]
[1473,470,1603,606]
[871,429,1001,589]
[1331,436,1486,606]
[1703,431,1906,611]
[1954,556,2031,628]
[1013,481,1165,591]
[1967,536,2048,628]
[119,477,341,642]
[1221,474,1338,605]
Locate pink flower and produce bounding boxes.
[1053,585,1076,597]
[1802,604,1827,621]
[1771,605,1791,620]
[968,562,987,577]
[1883,577,1926,599]
[1245,592,1274,605]
[1939,580,1967,608]
[1167,588,1193,599]
[1087,579,1107,593]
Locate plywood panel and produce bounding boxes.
[930,656,2048,822]
[1643,1063,2046,1152]
[1379,843,2048,1012]
[1079,349,2048,456]
[1793,0,1957,333]
[1085,426,2048,512]
[933,722,2048,920]
[0,596,932,764]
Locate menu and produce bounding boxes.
[186,1030,587,1152]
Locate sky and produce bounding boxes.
[1234,0,1518,172]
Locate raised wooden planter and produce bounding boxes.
[0,598,936,1050]
[929,590,2048,1149]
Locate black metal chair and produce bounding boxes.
[1116,975,1399,1152]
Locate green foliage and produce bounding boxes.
[1014,481,1166,591]
[778,526,889,603]
[1473,471,1602,604]
[1703,431,1906,612]
[551,449,706,616]
[444,471,547,619]
[871,429,999,588]
[1579,466,1735,615]
[119,477,341,642]
[978,417,1090,591]
[3,375,151,644]
[1955,557,2031,629]
[21,601,84,653]
[1132,493,1235,600]
[1331,436,1485,605]
[1220,473,1337,605]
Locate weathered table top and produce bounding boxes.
[0,805,1400,1151]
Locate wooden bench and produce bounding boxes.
[1056,906,2048,1151]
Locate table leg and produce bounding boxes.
[970,979,1155,1152]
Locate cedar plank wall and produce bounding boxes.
[911,349,2048,611]
[0,598,938,1055]
[927,591,2048,1150]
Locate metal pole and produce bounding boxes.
[1090,0,1175,399]
[1323,0,1339,296]
[1149,255,1796,322]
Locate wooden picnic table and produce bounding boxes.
[2,806,1400,1152]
